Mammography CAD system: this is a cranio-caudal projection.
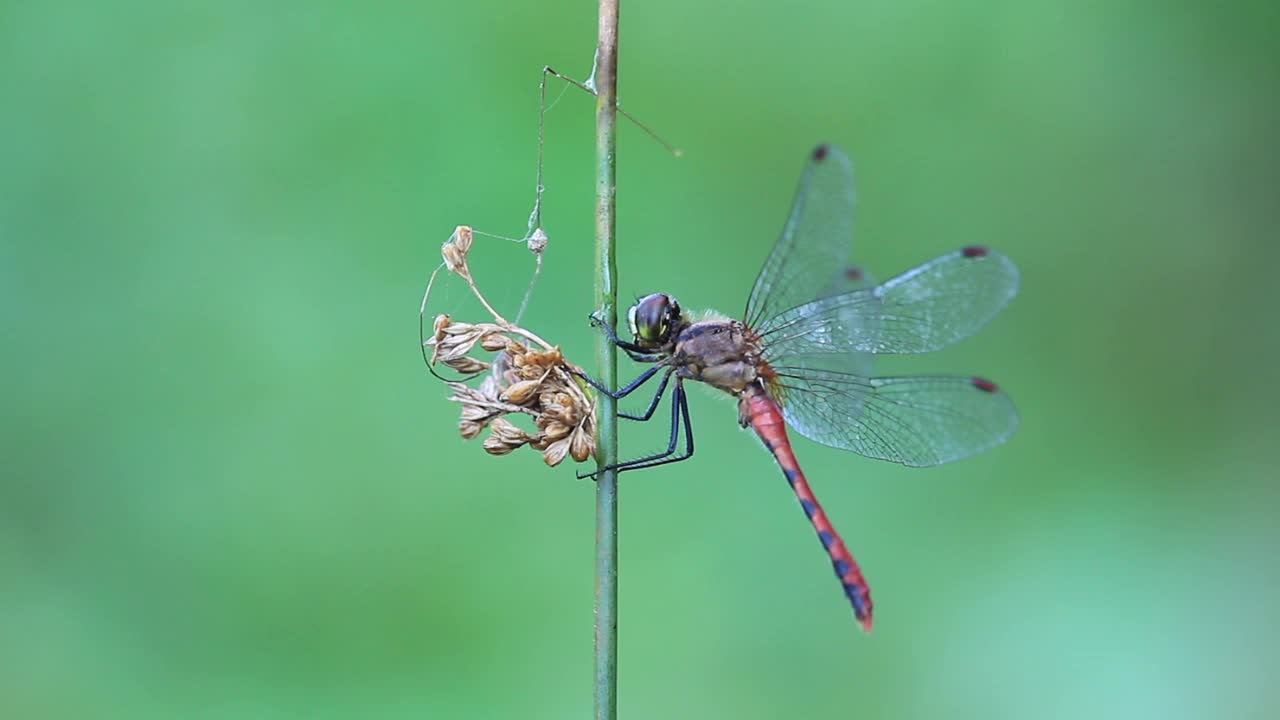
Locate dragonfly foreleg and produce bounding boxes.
[578,380,695,479]
[573,364,665,402]
[618,369,673,421]
[589,311,654,358]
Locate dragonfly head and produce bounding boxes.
[627,293,682,348]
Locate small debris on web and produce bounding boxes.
[422,226,596,467]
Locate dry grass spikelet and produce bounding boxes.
[435,326,597,468]
[424,224,596,468]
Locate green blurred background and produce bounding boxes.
[3,1,1278,718]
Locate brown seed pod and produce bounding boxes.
[500,379,542,405]
[459,420,484,440]
[480,333,509,352]
[542,437,571,467]
[483,417,531,456]
[444,356,490,374]
[540,420,572,442]
[442,226,474,275]
[570,425,593,463]
[459,403,492,423]
[423,230,596,468]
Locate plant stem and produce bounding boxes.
[592,1,620,719]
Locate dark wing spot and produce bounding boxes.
[799,498,817,517]
[843,265,864,281]
[971,377,999,393]
[812,144,830,162]
[961,245,989,258]
[818,530,836,549]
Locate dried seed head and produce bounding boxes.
[442,244,465,275]
[483,417,531,456]
[477,373,501,402]
[570,424,593,463]
[436,323,497,363]
[459,420,484,440]
[522,347,564,369]
[542,437,571,467]
[480,333,509,352]
[540,419,572,442]
[444,356,490,374]
[431,314,450,340]
[423,314,452,363]
[492,417,530,444]
[483,434,516,455]
[540,390,580,425]
[459,402,496,423]
[500,379,541,405]
[539,399,568,425]
[440,321,480,336]
[446,381,486,405]
[424,255,596,467]
[452,225,474,254]
[442,226,474,275]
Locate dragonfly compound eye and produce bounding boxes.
[630,293,676,345]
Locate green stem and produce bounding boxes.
[592,0,620,719]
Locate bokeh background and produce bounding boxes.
[3,1,1278,718]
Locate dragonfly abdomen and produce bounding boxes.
[740,385,874,630]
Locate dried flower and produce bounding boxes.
[542,437,571,467]
[459,420,484,440]
[570,424,593,463]
[459,407,495,428]
[424,225,596,468]
[480,333,509,352]
[442,225,474,276]
[540,420,572,442]
[483,417,532,456]
[501,379,541,405]
[444,356,490,374]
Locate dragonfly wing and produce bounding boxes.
[822,262,877,297]
[771,370,1019,467]
[808,262,880,378]
[745,145,859,329]
[757,246,1019,359]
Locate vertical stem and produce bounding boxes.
[593,1,620,719]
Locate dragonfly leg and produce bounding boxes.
[578,381,684,479]
[618,369,672,421]
[589,311,655,359]
[578,380,695,479]
[573,365,671,419]
[609,382,695,473]
[572,364,666,402]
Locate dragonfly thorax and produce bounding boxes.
[670,319,763,394]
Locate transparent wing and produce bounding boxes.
[770,370,1019,467]
[823,263,877,296]
[812,264,879,378]
[745,144,858,329]
[756,247,1019,361]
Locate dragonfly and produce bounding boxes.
[577,145,1019,630]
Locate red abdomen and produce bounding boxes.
[741,385,874,630]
